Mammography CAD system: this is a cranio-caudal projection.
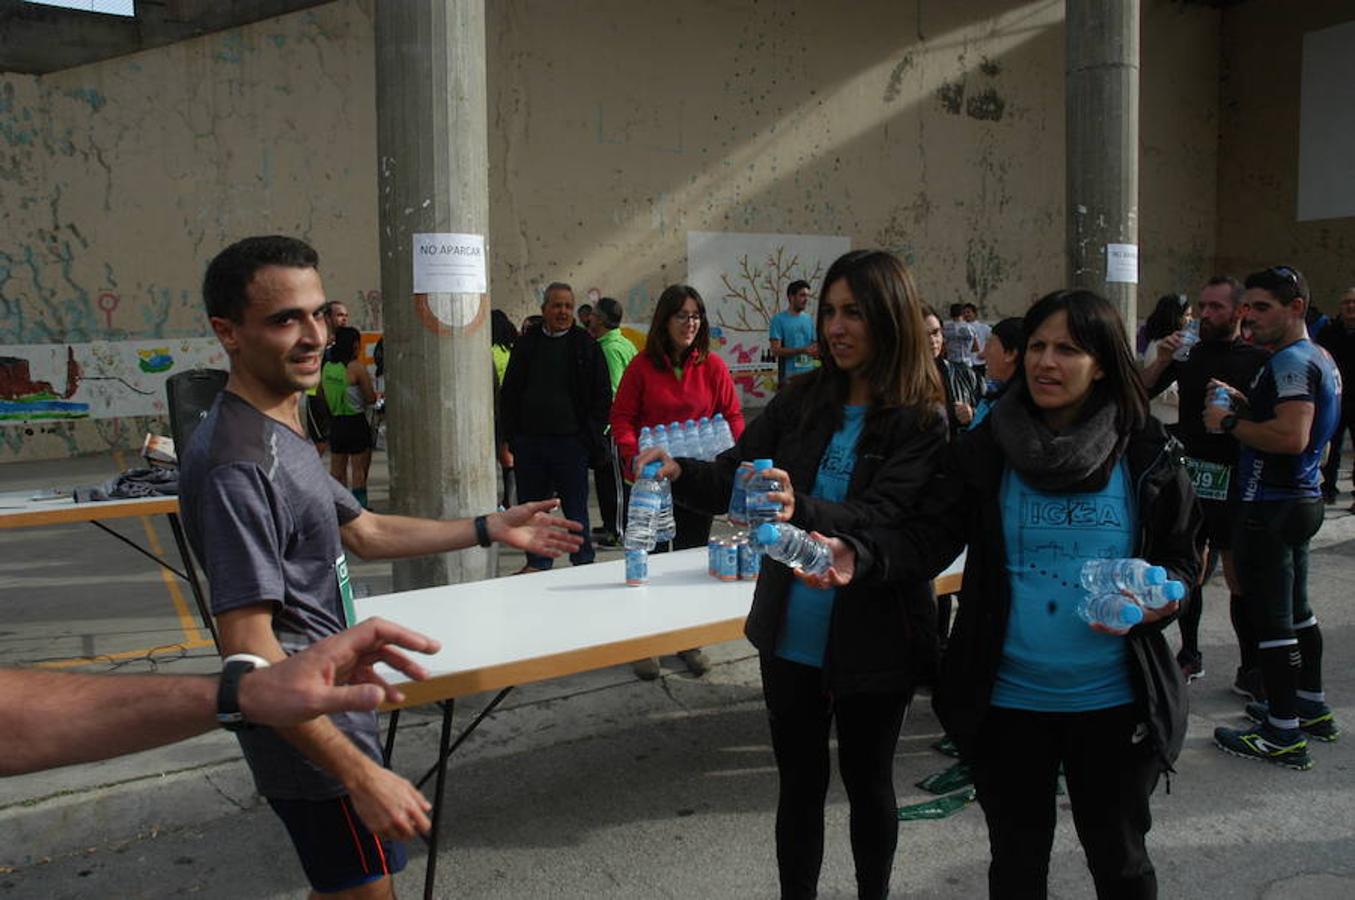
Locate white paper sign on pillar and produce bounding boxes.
[413,233,487,294]
[1105,243,1139,284]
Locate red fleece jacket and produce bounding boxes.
[610,351,745,473]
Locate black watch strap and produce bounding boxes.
[217,659,257,731]
[474,514,493,548]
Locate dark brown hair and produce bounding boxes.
[1017,289,1148,434]
[801,250,943,426]
[643,284,710,369]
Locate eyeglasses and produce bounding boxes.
[671,313,703,324]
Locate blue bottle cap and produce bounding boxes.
[640,426,651,434]
[1145,565,1167,585]
[753,458,773,470]
[713,413,725,421]
[642,462,661,478]
[755,523,780,544]
[699,416,710,424]
[1162,580,1186,601]
[1119,603,1145,626]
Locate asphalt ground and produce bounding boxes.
[1,446,1353,898]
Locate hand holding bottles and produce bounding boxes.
[1078,558,1185,634]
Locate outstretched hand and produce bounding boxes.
[491,499,585,558]
[793,533,856,589]
[238,617,442,724]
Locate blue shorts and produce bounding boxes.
[267,795,407,894]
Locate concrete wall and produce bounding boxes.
[1215,0,1355,308]
[0,1,379,461]
[1,0,1223,461]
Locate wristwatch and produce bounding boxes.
[474,514,493,548]
[1220,414,1239,433]
[217,653,270,731]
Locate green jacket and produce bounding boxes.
[597,328,639,397]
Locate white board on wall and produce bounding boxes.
[1297,20,1355,222]
[687,231,850,408]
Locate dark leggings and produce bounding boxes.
[1234,498,1326,720]
[759,654,912,900]
[971,704,1161,900]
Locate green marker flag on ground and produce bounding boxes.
[897,787,976,821]
[916,761,973,795]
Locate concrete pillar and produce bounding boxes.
[374,0,494,591]
[1066,0,1141,327]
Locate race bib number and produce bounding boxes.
[1183,457,1231,502]
[335,553,356,626]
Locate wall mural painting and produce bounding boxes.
[686,231,850,406]
[0,338,225,424]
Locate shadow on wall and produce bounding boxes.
[491,0,1065,323]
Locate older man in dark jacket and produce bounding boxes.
[499,283,611,571]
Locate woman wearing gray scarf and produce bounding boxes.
[810,290,1202,898]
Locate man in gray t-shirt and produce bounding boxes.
[184,236,583,896]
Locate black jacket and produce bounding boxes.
[671,380,948,695]
[499,325,611,460]
[1316,320,1355,414]
[853,416,1201,771]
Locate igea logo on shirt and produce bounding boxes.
[1022,498,1125,528]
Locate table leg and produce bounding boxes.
[424,699,455,900]
[166,513,218,650]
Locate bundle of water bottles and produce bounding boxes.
[709,458,832,581]
[637,414,737,461]
[1076,558,1186,630]
[623,455,836,586]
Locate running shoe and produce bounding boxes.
[1244,700,1341,742]
[1232,667,1266,702]
[1177,650,1205,683]
[1214,723,1313,771]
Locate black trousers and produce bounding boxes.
[760,654,912,900]
[971,704,1160,900]
[1320,407,1354,497]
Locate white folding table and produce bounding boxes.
[354,546,965,898]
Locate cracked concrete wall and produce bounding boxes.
[1,0,1220,461]
[0,0,379,461]
[1215,0,1355,308]
[488,0,1219,333]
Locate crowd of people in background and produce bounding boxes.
[73,233,1341,899]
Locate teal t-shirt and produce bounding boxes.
[991,458,1137,711]
[774,405,867,667]
[770,310,817,382]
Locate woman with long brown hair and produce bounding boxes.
[637,250,946,898]
[610,283,744,677]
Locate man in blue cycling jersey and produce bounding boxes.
[1207,266,1343,771]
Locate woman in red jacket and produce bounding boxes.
[611,283,745,677]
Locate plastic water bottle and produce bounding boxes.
[728,461,754,526]
[655,471,676,543]
[638,426,655,453]
[754,522,831,575]
[746,459,783,527]
[711,413,735,454]
[664,421,684,457]
[652,424,670,455]
[1172,319,1200,361]
[1206,384,1233,434]
[1139,579,1186,610]
[1077,593,1145,630]
[1080,558,1168,594]
[697,417,715,460]
[625,462,663,551]
[683,419,700,459]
